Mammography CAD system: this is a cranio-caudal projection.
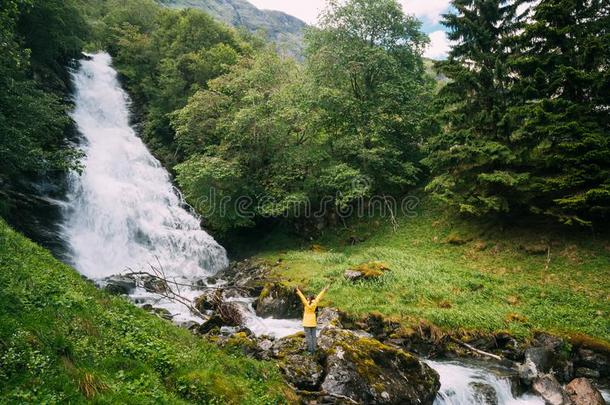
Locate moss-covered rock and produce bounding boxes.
[318,328,440,404]
[278,354,324,391]
[344,261,391,281]
[255,282,301,318]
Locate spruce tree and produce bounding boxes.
[424,0,526,217]
[508,0,610,225]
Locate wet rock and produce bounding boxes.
[518,359,539,386]
[103,275,136,295]
[525,347,554,374]
[214,259,270,296]
[565,378,605,405]
[343,261,391,282]
[141,275,168,293]
[575,348,608,377]
[317,307,343,330]
[197,314,224,335]
[194,289,221,312]
[469,382,498,405]
[532,374,571,405]
[318,328,440,404]
[255,283,301,318]
[575,367,600,379]
[278,354,324,391]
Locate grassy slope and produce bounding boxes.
[250,199,609,342]
[0,220,293,404]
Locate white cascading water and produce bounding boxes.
[428,360,544,405]
[63,52,228,322]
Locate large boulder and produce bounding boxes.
[255,283,301,318]
[525,346,555,374]
[564,378,605,405]
[278,354,325,391]
[214,259,271,295]
[267,333,324,390]
[318,328,440,404]
[532,374,571,405]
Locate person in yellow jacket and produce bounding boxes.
[295,285,329,354]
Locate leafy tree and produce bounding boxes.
[0,0,85,207]
[306,0,434,195]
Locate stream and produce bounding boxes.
[60,52,598,404]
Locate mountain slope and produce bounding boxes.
[158,0,307,58]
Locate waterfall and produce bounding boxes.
[62,52,228,322]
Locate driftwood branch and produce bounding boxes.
[124,262,248,327]
[449,337,502,361]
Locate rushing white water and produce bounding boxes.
[63,52,228,322]
[428,360,544,405]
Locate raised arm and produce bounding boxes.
[313,285,330,306]
[295,287,308,306]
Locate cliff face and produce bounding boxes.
[158,0,307,59]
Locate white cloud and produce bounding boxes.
[399,0,451,23]
[249,0,452,26]
[248,0,325,25]
[424,30,450,59]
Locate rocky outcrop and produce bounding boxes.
[564,378,605,405]
[532,374,571,405]
[213,259,271,295]
[318,328,440,404]
[255,283,301,318]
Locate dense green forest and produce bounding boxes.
[2,0,608,231]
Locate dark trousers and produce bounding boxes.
[304,327,317,353]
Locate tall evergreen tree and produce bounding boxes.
[507,0,610,225]
[424,0,526,217]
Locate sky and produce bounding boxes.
[248,0,451,59]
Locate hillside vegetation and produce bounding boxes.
[0,220,292,403]
[246,198,610,343]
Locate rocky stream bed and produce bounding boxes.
[103,259,610,404]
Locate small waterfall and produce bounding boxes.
[63,52,228,322]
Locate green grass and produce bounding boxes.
[251,199,610,342]
[0,220,293,404]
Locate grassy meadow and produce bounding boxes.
[249,199,610,342]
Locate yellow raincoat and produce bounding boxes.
[296,288,327,327]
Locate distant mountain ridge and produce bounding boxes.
[157,0,307,58]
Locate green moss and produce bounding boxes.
[0,220,291,403]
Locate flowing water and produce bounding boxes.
[61,52,583,404]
